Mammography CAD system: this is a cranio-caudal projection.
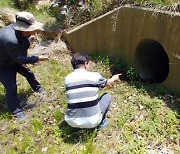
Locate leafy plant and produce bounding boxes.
[90,53,111,66]
[14,134,32,153]
[0,0,17,8]
[0,111,11,120]
[53,109,64,123]
[80,129,97,154]
[31,118,43,135]
[126,65,139,81]
[67,0,79,5]
[27,5,54,22]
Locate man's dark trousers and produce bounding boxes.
[0,64,41,114]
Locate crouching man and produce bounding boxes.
[64,53,120,130]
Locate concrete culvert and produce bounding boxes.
[135,39,169,83]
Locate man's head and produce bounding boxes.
[13,11,43,33]
[71,53,90,70]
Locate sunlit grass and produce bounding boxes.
[26,5,54,23]
[0,0,180,153]
[0,0,16,8]
[0,53,179,153]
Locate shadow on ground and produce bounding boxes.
[0,88,34,116]
[58,121,97,144]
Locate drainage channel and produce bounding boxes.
[135,39,169,83]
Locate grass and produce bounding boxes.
[0,0,179,153]
[1,0,179,30]
[0,0,17,8]
[26,5,55,23]
[0,50,179,153]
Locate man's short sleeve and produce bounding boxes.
[95,73,107,88]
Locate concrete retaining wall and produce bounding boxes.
[64,6,180,93]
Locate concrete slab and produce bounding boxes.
[64,6,180,93]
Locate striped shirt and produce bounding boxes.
[64,68,107,128]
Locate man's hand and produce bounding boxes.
[106,73,122,86]
[111,74,122,82]
[38,55,49,61]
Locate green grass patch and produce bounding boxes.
[26,5,55,23]
[0,0,17,8]
[0,55,179,153]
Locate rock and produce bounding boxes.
[0,19,5,28]
[17,0,51,9]
[0,9,16,26]
[40,31,59,40]
[50,0,70,17]
[50,0,62,16]
[36,0,52,9]
[77,0,88,10]
[17,0,28,9]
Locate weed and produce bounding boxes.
[90,53,111,66]
[0,55,179,153]
[165,111,179,136]
[6,148,16,154]
[27,5,54,23]
[14,133,32,153]
[80,129,97,154]
[0,111,11,120]
[0,0,17,8]
[31,118,43,135]
[53,109,64,123]
[0,1,180,152]
[67,0,79,5]
[126,65,139,81]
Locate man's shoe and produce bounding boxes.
[14,111,26,121]
[96,118,108,131]
[37,88,47,95]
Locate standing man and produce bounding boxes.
[64,53,120,130]
[0,11,48,121]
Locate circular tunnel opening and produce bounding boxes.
[135,39,169,83]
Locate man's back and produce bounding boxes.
[65,68,107,128]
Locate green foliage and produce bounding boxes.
[67,0,79,5]
[153,85,173,97]
[0,0,17,8]
[0,1,180,153]
[6,148,16,154]
[31,118,43,135]
[126,66,139,81]
[53,109,64,122]
[136,0,163,5]
[0,57,179,153]
[111,58,127,71]
[14,133,32,153]
[91,53,139,81]
[0,112,11,120]
[116,106,135,128]
[80,130,97,154]
[87,0,105,15]
[27,5,54,22]
[136,96,162,113]
[90,53,111,66]
[165,111,179,135]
